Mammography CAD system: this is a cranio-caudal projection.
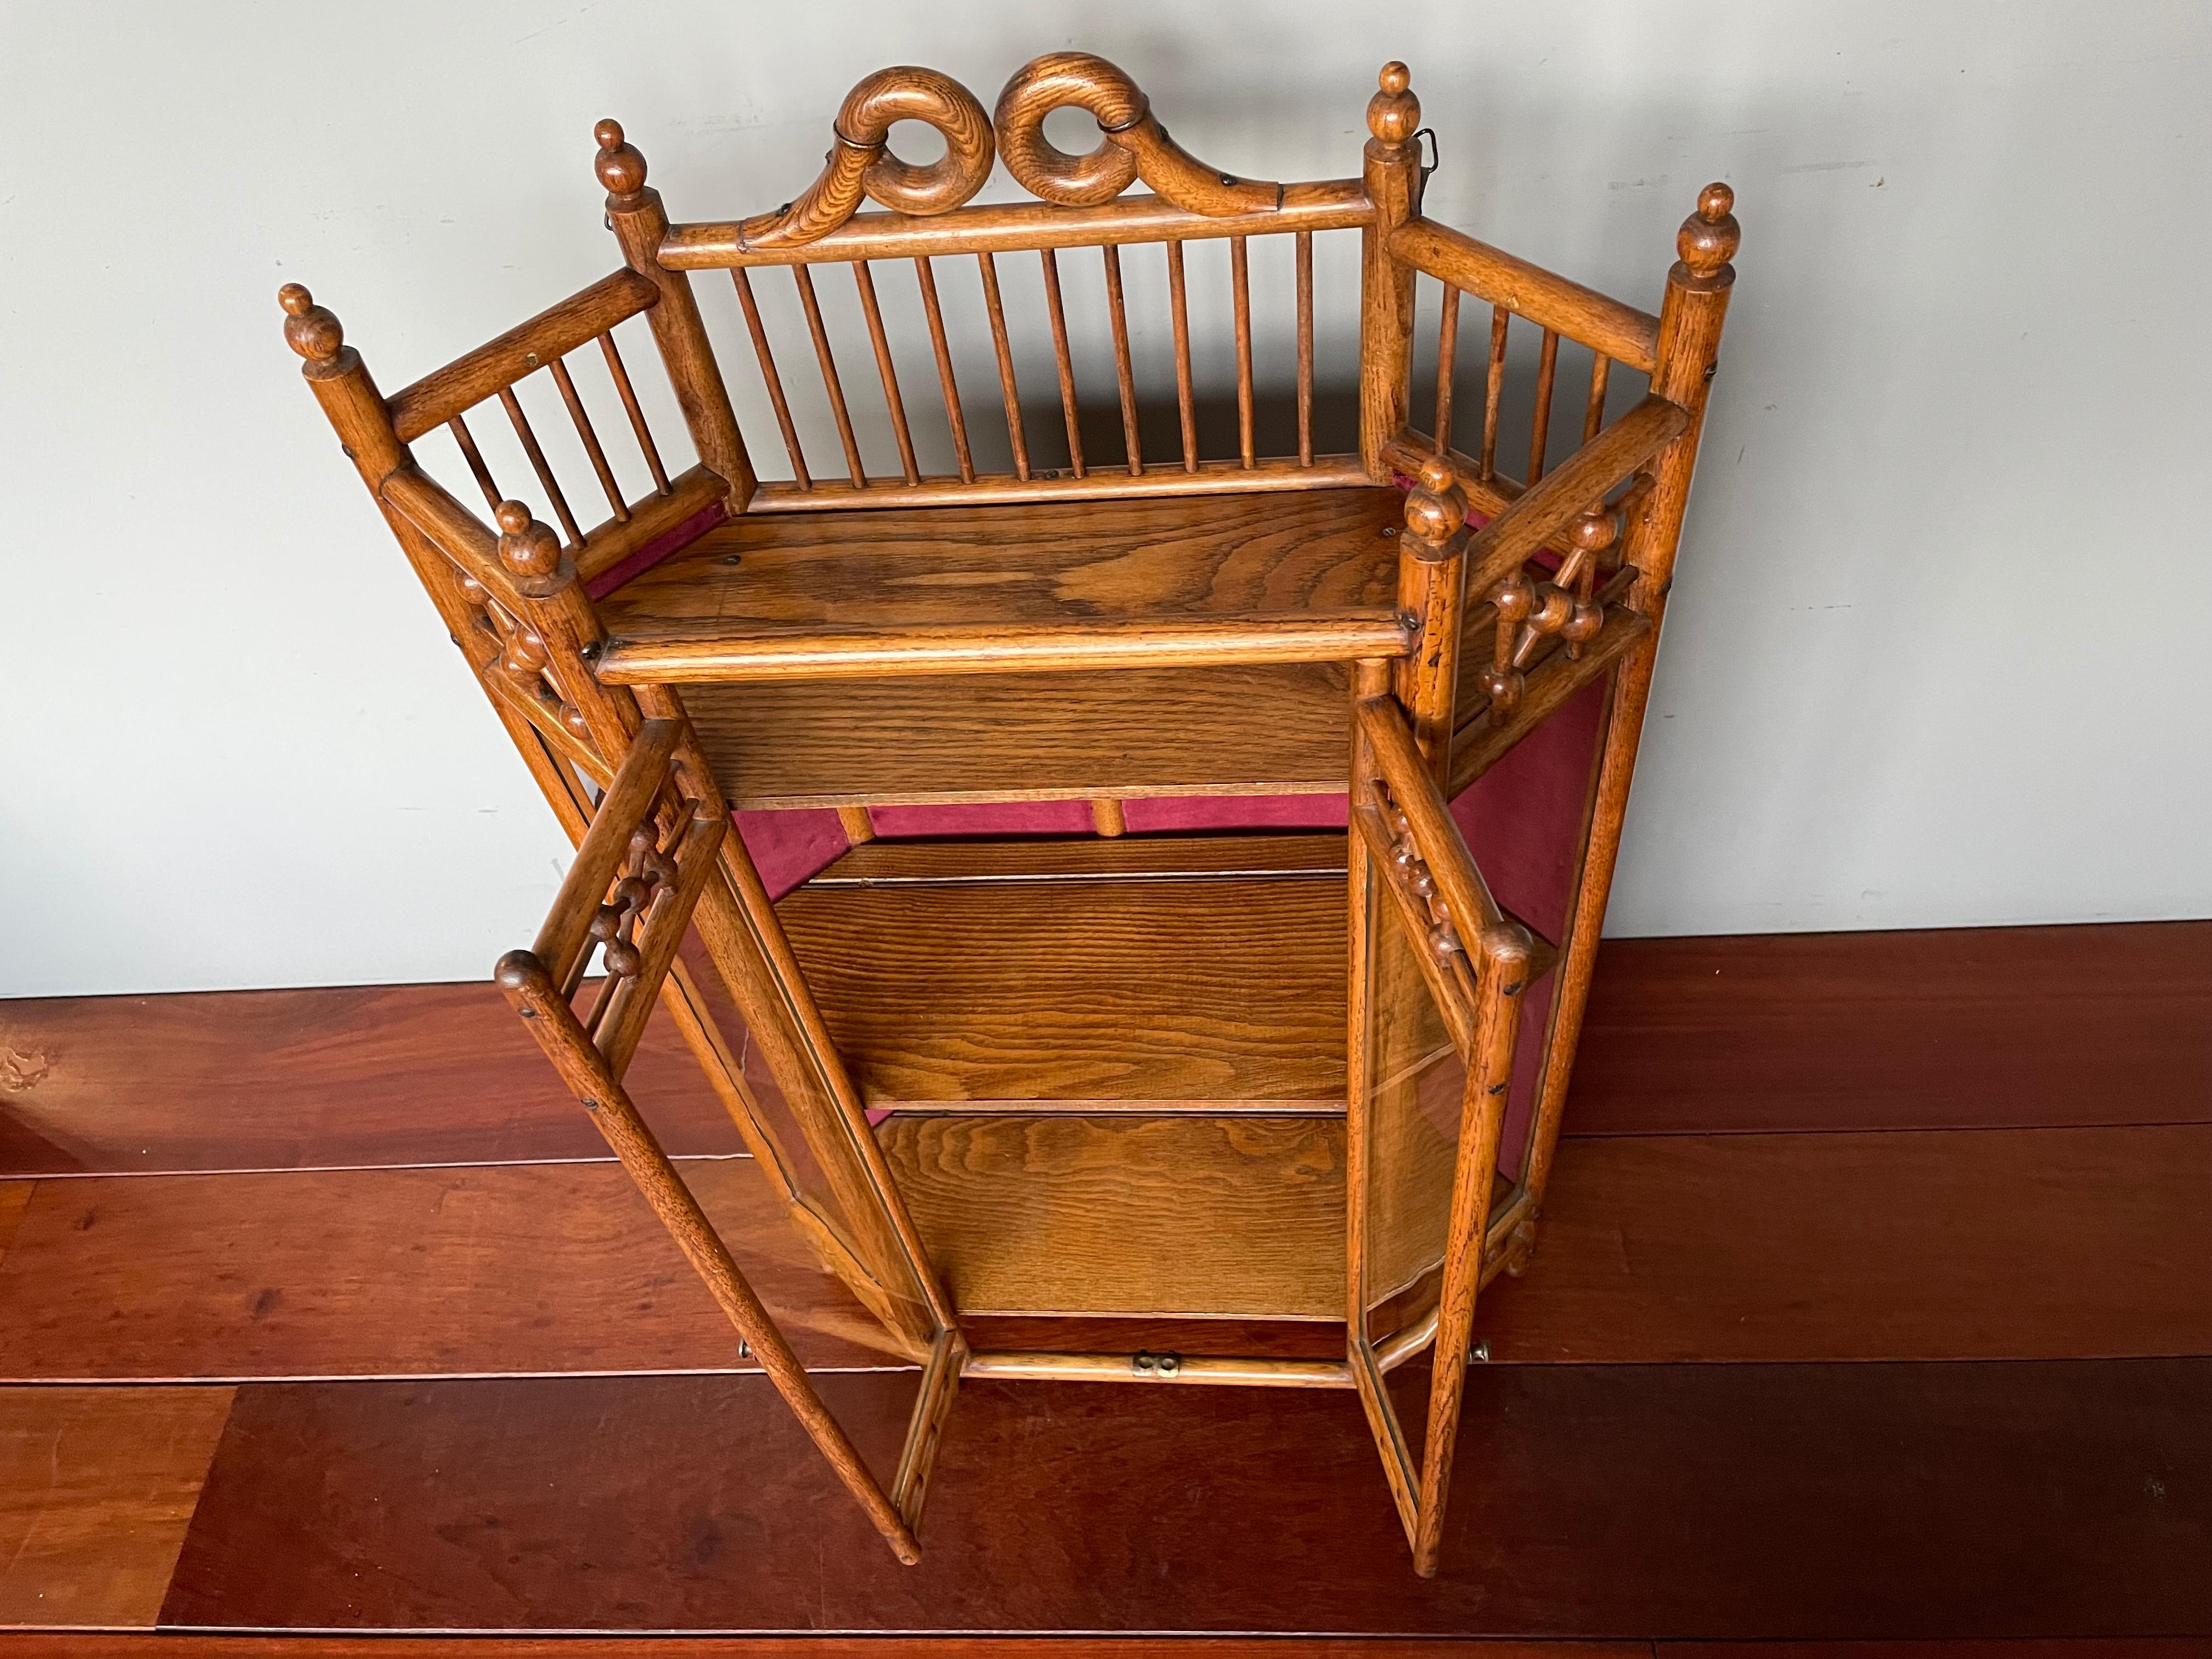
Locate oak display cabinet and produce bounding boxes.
[280,52,1739,1576]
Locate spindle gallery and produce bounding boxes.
[280,52,1738,1576]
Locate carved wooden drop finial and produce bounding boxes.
[1402,456,1468,559]
[277,283,346,365]
[495,500,562,578]
[1368,61,1419,146]
[1677,181,1739,283]
[594,118,648,200]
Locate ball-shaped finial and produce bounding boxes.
[594,117,648,196]
[1367,62,1420,146]
[1567,504,1619,555]
[278,283,344,361]
[1677,180,1740,278]
[1402,456,1466,548]
[495,501,562,578]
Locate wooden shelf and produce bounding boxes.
[779,834,1349,1111]
[596,488,1399,808]
[682,663,1352,808]
[877,1113,1347,1319]
[599,488,1402,635]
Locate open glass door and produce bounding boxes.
[1346,690,1537,1577]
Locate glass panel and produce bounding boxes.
[1353,851,1467,1333]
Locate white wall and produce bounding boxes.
[3,1,2207,996]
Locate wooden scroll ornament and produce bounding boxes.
[735,67,996,251]
[995,52,1282,215]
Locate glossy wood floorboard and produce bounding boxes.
[0,1641,1646,1657]
[0,1161,899,1381]
[157,1359,2212,1637]
[1571,920,2212,1136]
[1475,1124,2212,1363]
[0,1386,233,1627]
[3,1647,2208,1659]
[0,981,743,1177]
[5,919,2203,1178]
[3,1124,2205,1382]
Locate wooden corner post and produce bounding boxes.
[1358,63,1421,479]
[594,120,758,511]
[1396,456,1470,776]
[1520,183,1740,1215]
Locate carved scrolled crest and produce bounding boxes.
[737,66,995,251]
[995,52,1282,216]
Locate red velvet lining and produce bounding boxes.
[584,500,729,601]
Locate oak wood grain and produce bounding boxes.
[879,1114,1346,1318]
[812,831,1348,885]
[158,1361,2212,1634]
[0,1385,234,1627]
[1568,921,2212,1136]
[0,1162,898,1382]
[597,488,1402,634]
[680,663,1355,809]
[782,850,1346,1108]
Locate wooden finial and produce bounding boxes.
[595,118,648,200]
[1402,456,1467,560]
[1368,61,1419,146]
[278,283,345,362]
[1566,504,1619,561]
[1676,181,1739,285]
[495,500,562,579]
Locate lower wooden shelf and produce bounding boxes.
[779,833,1351,1111]
[877,1112,1347,1319]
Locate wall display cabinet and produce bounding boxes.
[280,52,1739,1575]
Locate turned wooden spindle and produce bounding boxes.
[1554,504,1616,659]
[1479,564,1532,718]
[1359,62,1421,478]
[595,119,757,510]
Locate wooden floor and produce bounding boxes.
[0,918,2208,1646]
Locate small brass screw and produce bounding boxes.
[1471,1339,1491,1363]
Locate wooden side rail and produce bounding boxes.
[1347,682,1535,1578]
[663,182,1372,268]
[1457,393,1689,596]
[494,716,930,1565]
[372,266,711,583]
[379,467,511,595]
[594,612,1418,684]
[1389,216,1658,374]
[387,270,659,441]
